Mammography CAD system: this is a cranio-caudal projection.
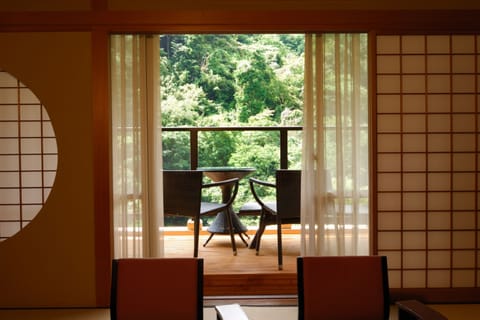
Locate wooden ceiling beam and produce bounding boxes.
[0,10,479,33]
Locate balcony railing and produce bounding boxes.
[161,126,303,170]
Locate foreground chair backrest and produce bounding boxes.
[297,256,390,320]
[163,170,239,257]
[297,256,448,320]
[110,258,204,320]
[249,169,301,269]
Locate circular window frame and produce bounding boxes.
[0,69,58,241]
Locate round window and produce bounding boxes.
[0,69,58,241]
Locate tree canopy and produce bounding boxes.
[160,34,304,127]
[160,34,304,169]
[160,34,305,225]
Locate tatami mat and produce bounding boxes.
[1,304,479,320]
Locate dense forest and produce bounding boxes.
[159,34,305,224]
[160,34,304,126]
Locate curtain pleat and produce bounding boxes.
[111,35,163,258]
[145,35,164,257]
[301,33,369,256]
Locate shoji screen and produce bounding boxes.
[0,70,57,242]
[375,35,479,291]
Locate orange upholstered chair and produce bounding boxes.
[298,256,390,320]
[110,258,203,320]
[297,256,447,320]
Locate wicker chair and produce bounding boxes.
[248,169,301,270]
[163,170,239,256]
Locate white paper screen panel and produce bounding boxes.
[375,35,479,289]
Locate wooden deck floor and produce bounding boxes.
[163,229,300,296]
[164,230,300,274]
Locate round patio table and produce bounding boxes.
[197,167,255,248]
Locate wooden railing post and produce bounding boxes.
[280,128,288,169]
[190,129,198,170]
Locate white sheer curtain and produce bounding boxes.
[111,35,164,258]
[301,33,369,256]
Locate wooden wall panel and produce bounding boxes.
[108,0,480,11]
[0,0,90,11]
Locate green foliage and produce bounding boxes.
[162,132,191,169]
[198,131,237,167]
[160,34,305,225]
[160,34,305,173]
[160,34,304,124]
[161,34,240,114]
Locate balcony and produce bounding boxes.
[163,125,302,294]
[161,125,303,228]
[119,125,368,295]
